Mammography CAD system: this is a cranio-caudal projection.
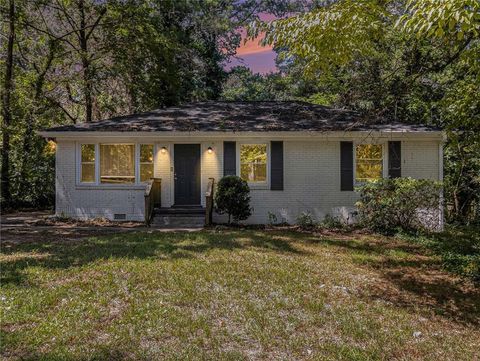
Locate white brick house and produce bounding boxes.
[40,101,444,225]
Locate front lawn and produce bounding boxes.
[1,230,479,360]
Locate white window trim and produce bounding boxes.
[353,141,388,187]
[76,142,155,188]
[236,141,270,189]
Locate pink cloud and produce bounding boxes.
[235,12,276,55]
[224,12,278,73]
[236,33,273,56]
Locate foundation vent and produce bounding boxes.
[113,213,126,221]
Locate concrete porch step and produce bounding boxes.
[151,215,204,228]
[151,206,206,228]
[155,206,205,215]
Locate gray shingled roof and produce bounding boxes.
[43,101,440,132]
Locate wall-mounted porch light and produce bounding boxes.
[207,146,213,154]
[45,139,57,154]
[161,146,167,154]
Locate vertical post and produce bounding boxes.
[438,142,444,231]
[205,178,214,226]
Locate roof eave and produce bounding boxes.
[38,129,445,140]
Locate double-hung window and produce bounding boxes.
[355,144,383,183]
[240,144,267,183]
[79,143,155,185]
[139,144,154,182]
[80,144,96,183]
[100,144,136,184]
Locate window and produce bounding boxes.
[100,144,135,184]
[140,144,154,182]
[81,144,95,183]
[240,144,267,183]
[355,144,383,183]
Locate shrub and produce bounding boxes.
[214,176,252,224]
[356,178,442,234]
[267,211,278,226]
[296,211,316,229]
[319,214,347,230]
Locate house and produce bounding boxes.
[39,101,444,226]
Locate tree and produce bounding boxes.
[214,176,252,224]
[1,0,15,205]
[24,0,108,123]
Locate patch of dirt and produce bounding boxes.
[0,227,142,244]
[1,211,146,244]
[1,210,143,228]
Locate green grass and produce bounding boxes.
[399,226,480,281]
[1,230,479,360]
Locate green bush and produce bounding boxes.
[267,211,278,226]
[296,211,316,229]
[356,178,442,234]
[214,176,252,224]
[319,214,348,230]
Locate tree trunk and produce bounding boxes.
[78,0,93,123]
[1,0,15,205]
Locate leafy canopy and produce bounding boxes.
[252,0,480,75]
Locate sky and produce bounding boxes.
[224,13,278,74]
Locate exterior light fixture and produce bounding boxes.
[45,139,57,154]
[207,146,213,154]
[161,146,167,154]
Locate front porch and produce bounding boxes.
[144,178,215,228]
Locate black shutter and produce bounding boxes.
[223,141,236,176]
[340,141,354,191]
[270,141,284,190]
[388,141,401,178]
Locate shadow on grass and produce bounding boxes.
[308,230,480,326]
[16,347,142,361]
[0,230,306,286]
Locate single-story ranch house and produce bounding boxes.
[40,101,444,227]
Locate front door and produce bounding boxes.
[174,144,201,205]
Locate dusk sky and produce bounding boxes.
[224,13,278,74]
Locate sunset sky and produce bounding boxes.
[224,13,278,74]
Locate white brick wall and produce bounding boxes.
[402,141,440,180]
[55,136,442,224]
[56,141,145,221]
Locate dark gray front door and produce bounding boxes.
[174,144,201,205]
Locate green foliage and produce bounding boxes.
[399,0,480,44]
[443,133,480,224]
[356,178,442,234]
[319,214,348,231]
[214,176,252,224]
[399,226,480,281]
[251,0,388,74]
[267,211,278,226]
[221,66,292,101]
[296,211,316,229]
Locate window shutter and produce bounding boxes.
[270,141,284,190]
[223,141,236,176]
[340,141,354,191]
[388,141,401,178]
